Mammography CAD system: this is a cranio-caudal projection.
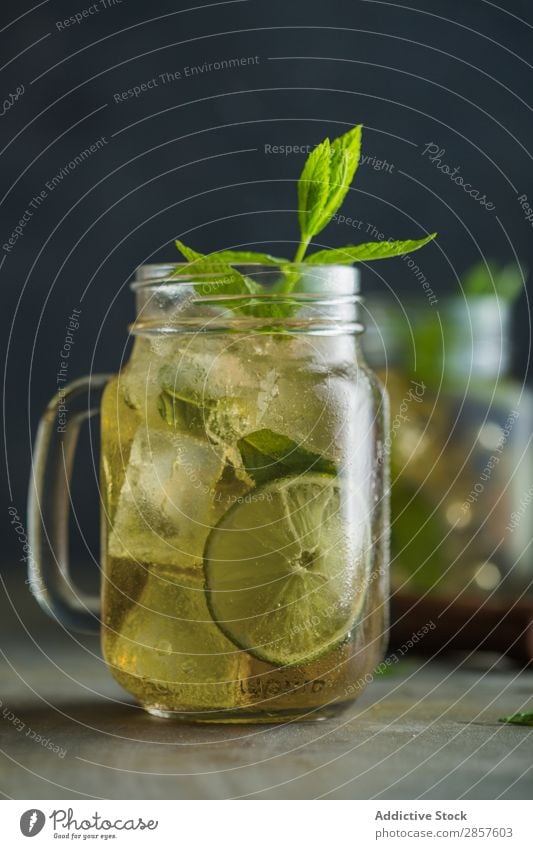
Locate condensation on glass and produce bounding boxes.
[29,264,389,722]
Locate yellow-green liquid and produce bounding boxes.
[100,340,386,721]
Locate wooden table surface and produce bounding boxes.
[1,580,532,800]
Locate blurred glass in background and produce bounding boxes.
[363,263,533,661]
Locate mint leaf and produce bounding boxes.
[201,250,288,265]
[158,389,176,425]
[463,261,524,302]
[173,124,436,302]
[297,138,332,246]
[316,124,363,235]
[174,242,286,274]
[160,363,213,409]
[296,125,363,259]
[160,362,217,402]
[238,428,336,484]
[373,659,414,678]
[498,711,533,726]
[159,370,208,407]
[175,240,301,320]
[304,234,436,264]
[174,240,262,296]
[158,388,206,434]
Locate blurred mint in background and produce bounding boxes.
[462,260,525,302]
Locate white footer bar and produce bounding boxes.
[1,799,530,847]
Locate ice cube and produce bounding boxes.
[120,338,171,429]
[160,336,263,405]
[108,427,228,569]
[257,341,374,467]
[158,337,280,473]
[109,567,249,705]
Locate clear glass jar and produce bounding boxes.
[363,293,533,606]
[29,264,389,722]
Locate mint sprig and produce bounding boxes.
[158,388,206,435]
[462,260,525,302]
[295,123,363,262]
[498,711,533,727]
[304,235,436,265]
[238,429,336,485]
[173,124,436,304]
[176,244,287,268]
[174,240,262,296]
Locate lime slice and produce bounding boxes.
[204,473,369,667]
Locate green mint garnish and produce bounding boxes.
[174,241,301,320]
[462,260,524,301]
[295,124,363,262]
[498,711,533,726]
[176,247,286,267]
[173,124,436,309]
[158,364,214,433]
[158,388,183,427]
[304,235,436,265]
[237,428,336,484]
[158,388,206,434]
[174,240,262,296]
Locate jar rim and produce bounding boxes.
[130,263,363,336]
[131,262,361,292]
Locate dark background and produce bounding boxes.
[2,0,532,574]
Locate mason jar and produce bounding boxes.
[29,264,389,722]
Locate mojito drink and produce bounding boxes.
[29,122,436,721]
[101,327,387,720]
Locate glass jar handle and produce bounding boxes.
[28,374,112,633]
